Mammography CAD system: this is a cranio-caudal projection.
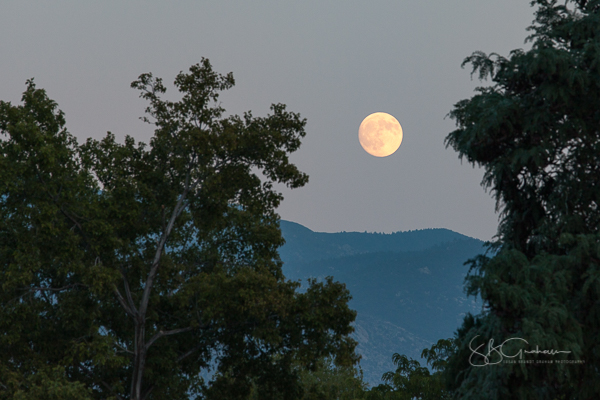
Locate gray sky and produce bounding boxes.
[1,1,536,241]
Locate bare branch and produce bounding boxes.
[177,344,204,363]
[120,270,138,316]
[113,286,137,317]
[141,384,155,400]
[139,171,192,318]
[29,284,86,292]
[146,326,194,350]
[114,340,134,355]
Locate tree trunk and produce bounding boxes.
[131,320,146,400]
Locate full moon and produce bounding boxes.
[358,112,403,157]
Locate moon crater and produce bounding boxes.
[358,112,403,157]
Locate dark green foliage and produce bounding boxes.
[1,366,92,400]
[421,338,457,375]
[291,357,366,400]
[0,60,357,400]
[365,339,456,400]
[445,1,600,398]
[379,353,446,400]
[245,355,367,400]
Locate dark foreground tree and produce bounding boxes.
[365,339,455,400]
[0,60,357,400]
[243,356,366,400]
[445,1,600,398]
[295,357,366,400]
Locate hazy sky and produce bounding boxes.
[1,1,537,241]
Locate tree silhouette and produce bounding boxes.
[445,1,600,398]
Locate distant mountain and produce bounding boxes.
[279,220,484,386]
[279,220,472,263]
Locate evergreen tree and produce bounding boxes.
[445,1,600,398]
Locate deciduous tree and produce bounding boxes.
[365,339,455,400]
[0,59,357,400]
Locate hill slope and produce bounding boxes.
[279,220,484,386]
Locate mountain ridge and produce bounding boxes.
[279,220,481,264]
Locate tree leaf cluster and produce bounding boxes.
[364,339,455,400]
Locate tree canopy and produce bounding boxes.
[363,339,454,400]
[444,0,600,398]
[0,59,357,400]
